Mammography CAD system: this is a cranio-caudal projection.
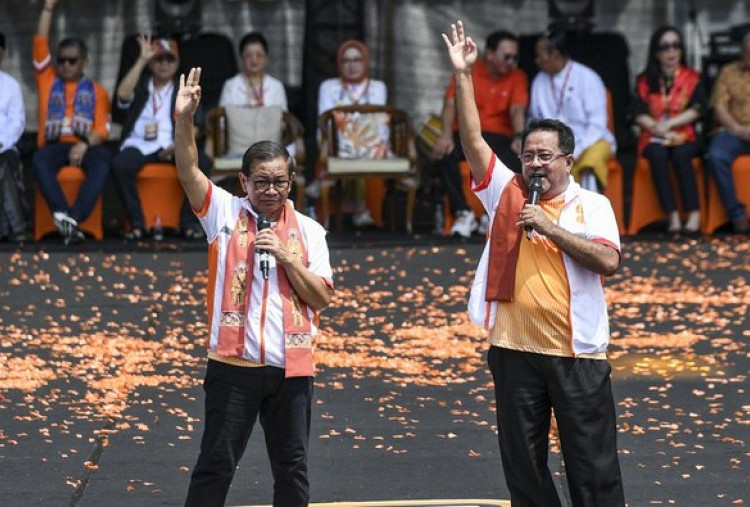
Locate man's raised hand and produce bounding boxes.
[176,67,202,118]
[441,20,478,74]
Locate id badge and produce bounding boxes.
[144,122,158,141]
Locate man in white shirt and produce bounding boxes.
[529,30,616,193]
[0,32,28,242]
[112,36,211,240]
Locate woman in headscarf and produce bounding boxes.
[315,40,387,228]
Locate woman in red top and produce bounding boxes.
[634,26,706,234]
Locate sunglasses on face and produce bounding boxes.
[657,42,681,52]
[57,56,80,66]
[153,55,176,64]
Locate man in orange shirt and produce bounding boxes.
[32,0,111,244]
[432,29,528,237]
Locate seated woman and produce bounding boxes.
[219,32,288,110]
[314,40,387,228]
[633,25,706,234]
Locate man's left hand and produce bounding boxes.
[68,142,88,167]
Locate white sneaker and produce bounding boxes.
[352,210,375,228]
[450,210,477,238]
[53,211,85,245]
[477,213,490,235]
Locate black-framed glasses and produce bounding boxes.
[657,42,681,52]
[341,56,363,64]
[252,179,291,192]
[519,151,567,165]
[57,56,80,66]
[502,53,518,63]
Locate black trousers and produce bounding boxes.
[488,346,625,507]
[437,132,521,216]
[111,147,211,230]
[643,142,701,213]
[0,150,26,236]
[185,360,313,507]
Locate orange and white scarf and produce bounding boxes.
[216,202,314,377]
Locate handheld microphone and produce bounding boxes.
[525,177,544,240]
[257,214,271,280]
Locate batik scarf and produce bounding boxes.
[46,77,95,142]
[217,202,314,377]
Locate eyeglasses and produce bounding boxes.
[252,179,291,192]
[657,42,681,52]
[519,151,568,165]
[153,55,176,63]
[57,57,80,66]
[501,53,518,63]
[341,56,363,64]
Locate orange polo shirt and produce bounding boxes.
[33,35,110,147]
[489,195,574,356]
[446,59,528,137]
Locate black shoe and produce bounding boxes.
[120,227,146,241]
[10,231,29,243]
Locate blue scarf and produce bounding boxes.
[45,77,95,142]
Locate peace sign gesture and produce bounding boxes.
[441,20,478,74]
[175,67,202,119]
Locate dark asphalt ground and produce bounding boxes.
[1,232,749,506]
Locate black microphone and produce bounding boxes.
[257,214,271,280]
[525,177,544,240]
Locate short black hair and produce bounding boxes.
[486,30,518,52]
[241,140,294,176]
[522,118,575,155]
[238,32,268,56]
[58,37,88,59]
[543,29,570,58]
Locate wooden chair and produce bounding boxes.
[136,163,184,231]
[627,156,706,235]
[205,106,306,208]
[702,154,750,234]
[317,105,419,233]
[34,166,103,240]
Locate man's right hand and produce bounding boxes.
[431,134,455,159]
[136,34,157,64]
[175,67,202,119]
[441,20,478,75]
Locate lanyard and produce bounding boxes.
[151,81,173,117]
[550,63,573,116]
[246,76,264,107]
[340,78,371,105]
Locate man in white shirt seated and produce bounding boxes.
[112,36,211,240]
[529,30,616,193]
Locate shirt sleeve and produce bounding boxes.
[93,83,111,140]
[318,79,335,116]
[0,77,25,150]
[586,193,621,252]
[711,66,731,109]
[302,217,334,282]
[198,181,234,243]
[473,153,515,216]
[510,70,529,107]
[370,80,387,106]
[576,71,609,156]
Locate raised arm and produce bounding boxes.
[117,35,156,101]
[174,67,210,210]
[442,21,493,183]
[37,0,57,37]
